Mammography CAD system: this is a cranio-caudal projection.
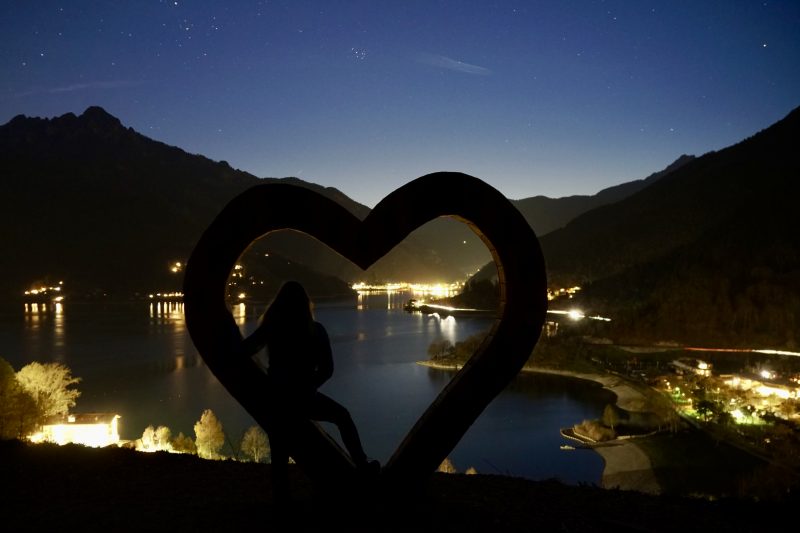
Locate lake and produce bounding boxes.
[1,292,613,485]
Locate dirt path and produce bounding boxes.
[594,441,661,495]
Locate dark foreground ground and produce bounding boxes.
[0,440,794,532]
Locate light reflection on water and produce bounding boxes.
[5,293,609,485]
[24,303,42,331]
[23,302,66,362]
[54,302,64,350]
[150,301,187,365]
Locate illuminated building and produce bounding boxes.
[30,413,121,448]
[670,358,712,377]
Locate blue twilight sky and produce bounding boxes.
[2,1,799,207]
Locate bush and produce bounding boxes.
[573,419,616,442]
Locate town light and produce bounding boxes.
[568,309,584,320]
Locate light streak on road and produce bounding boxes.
[547,309,611,322]
[684,347,800,357]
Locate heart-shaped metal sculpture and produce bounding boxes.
[183,172,547,488]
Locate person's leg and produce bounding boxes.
[308,392,369,465]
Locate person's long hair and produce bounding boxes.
[260,281,314,343]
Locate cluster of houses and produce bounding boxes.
[669,357,799,405]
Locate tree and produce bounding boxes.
[155,425,172,450]
[171,431,197,454]
[716,411,734,427]
[15,362,80,421]
[139,425,156,451]
[646,392,680,433]
[194,409,225,459]
[437,457,457,473]
[0,357,39,440]
[602,404,620,430]
[0,357,22,439]
[138,425,172,452]
[696,399,716,421]
[453,333,486,360]
[427,339,453,360]
[778,398,800,419]
[240,425,270,463]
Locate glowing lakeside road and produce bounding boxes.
[546,309,611,322]
[544,310,797,357]
[684,346,800,357]
[359,283,792,358]
[404,301,496,317]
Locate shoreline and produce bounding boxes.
[417,359,661,493]
[417,360,651,412]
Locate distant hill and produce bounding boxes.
[512,155,694,236]
[0,107,466,300]
[408,156,696,277]
[2,106,691,301]
[0,107,257,298]
[465,155,696,285]
[543,106,800,348]
[10,104,793,347]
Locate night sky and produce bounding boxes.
[2,1,799,207]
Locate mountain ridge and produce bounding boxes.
[1,106,686,299]
[0,107,494,297]
[548,105,800,347]
[541,105,800,284]
[512,154,695,237]
[7,102,795,348]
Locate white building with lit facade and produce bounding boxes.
[30,413,121,448]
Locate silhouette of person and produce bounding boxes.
[240,281,377,500]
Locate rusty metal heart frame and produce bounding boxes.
[183,172,547,488]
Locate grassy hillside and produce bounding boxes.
[1,439,792,532]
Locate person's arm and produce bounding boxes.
[237,319,269,358]
[312,323,334,389]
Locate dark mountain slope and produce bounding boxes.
[513,154,694,237]
[410,156,695,277]
[555,106,800,347]
[540,106,800,287]
[461,107,800,347]
[0,108,474,299]
[577,190,800,348]
[1,107,260,297]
